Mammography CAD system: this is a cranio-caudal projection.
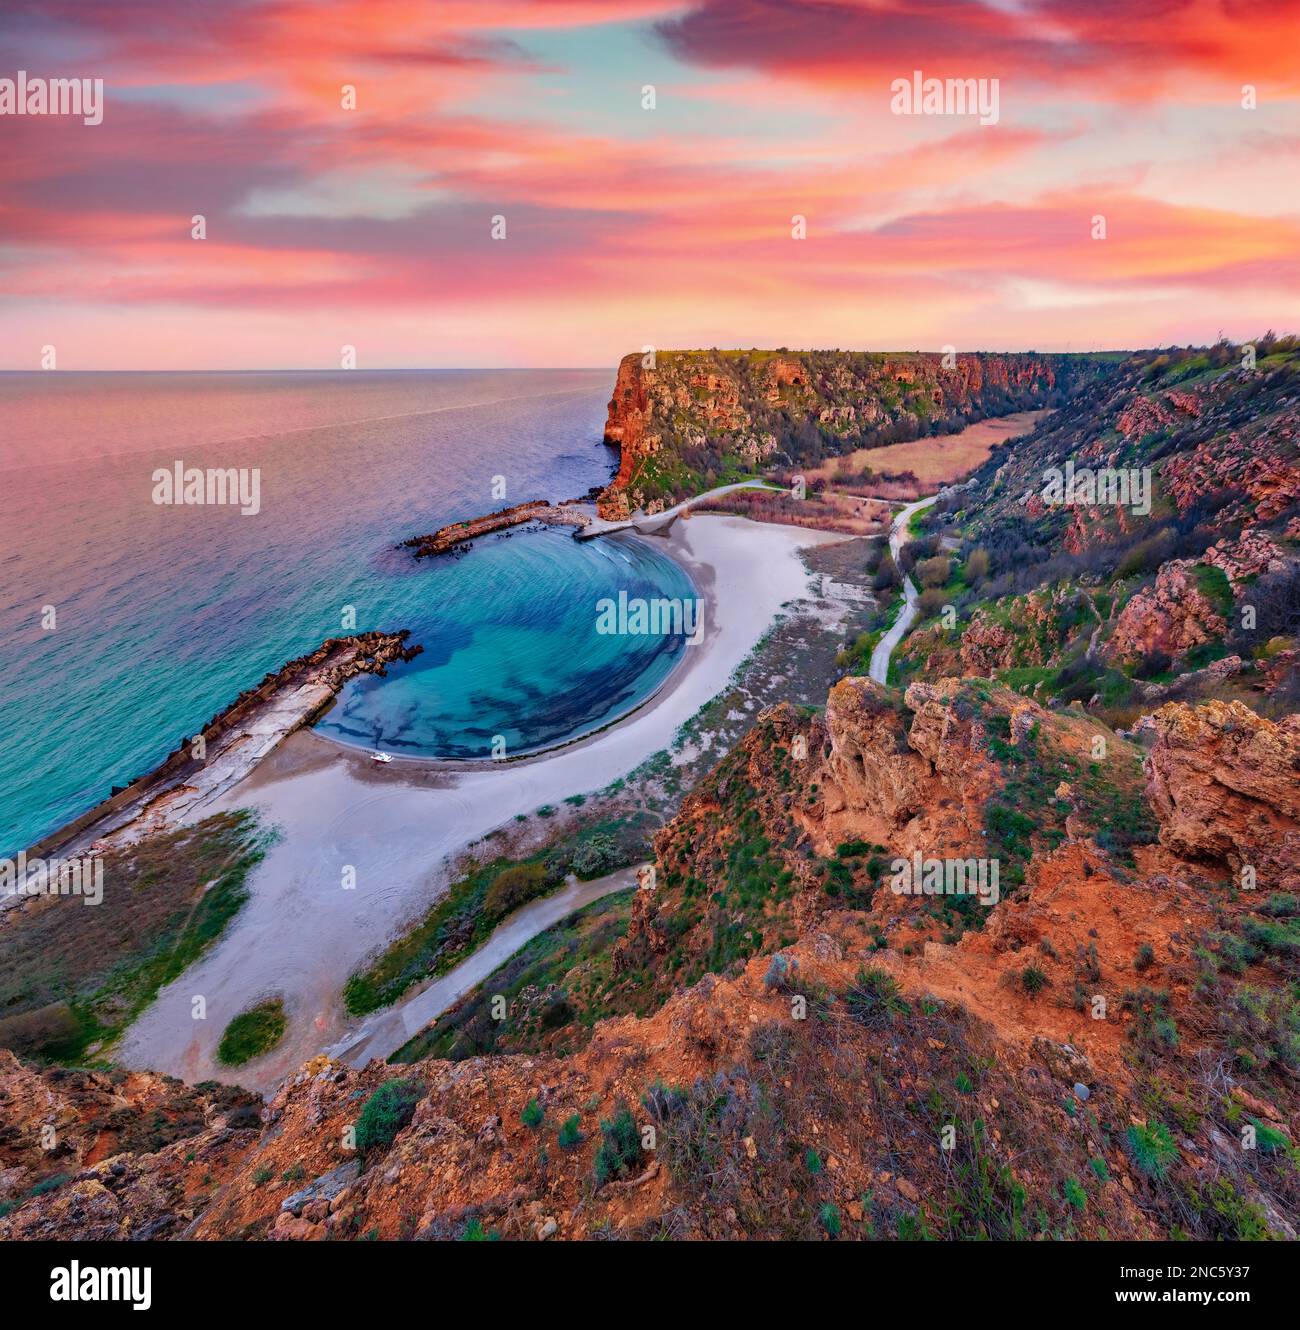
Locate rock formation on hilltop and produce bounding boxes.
[1138,700,1300,892]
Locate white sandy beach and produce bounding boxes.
[116,514,850,1092]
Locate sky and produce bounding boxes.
[1,0,1298,369]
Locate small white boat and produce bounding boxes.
[369,751,393,763]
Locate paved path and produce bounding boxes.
[575,479,775,541]
[326,864,644,1067]
[869,495,939,684]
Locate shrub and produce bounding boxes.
[820,1202,842,1238]
[835,839,874,858]
[543,846,571,881]
[570,834,622,880]
[355,1079,423,1156]
[846,967,908,1028]
[1133,649,1172,681]
[1117,527,1176,579]
[593,1104,643,1185]
[1021,965,1048,996]
[27,1173,71,1198]
[483,862,549,918]
[643,1071,748,1193]
[1216,985,1300,1074]
[916,555,952,588]
[1193,1176,1273,1241]
[557,1114,582,1151]
[520,1097,544,1129]
[1134,943,1155,973]
[1126,1121,1178,1180]
[1192,563,1234,617]
[1064,1176,1087,1211]
[763,953,797,992]
[872,554,900,590]
[216,997,286,1067]
[1247,1117,1291,1156]
[1261,893,1300,918]
[1240,917,1300,958]
[1124,987,1178,1050]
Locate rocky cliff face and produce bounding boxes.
[816,676,993,855]
[0,1050,260,1239]
[1105,561,1229,664]
[1138,700,1300,892]
[599,353,656,518]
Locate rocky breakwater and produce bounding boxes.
[34,630,422,861]
[402,499,591,557]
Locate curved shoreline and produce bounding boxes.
[17,630,423,865]
[315,528,704,769]
[113,513,849,1093]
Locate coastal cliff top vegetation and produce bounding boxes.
[601,346,1119,516]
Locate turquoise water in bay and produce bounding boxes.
[0,370,694,856]
[316,530,692,757]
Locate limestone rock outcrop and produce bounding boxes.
[1106,561,1228,663]
[1138,699,1300,890]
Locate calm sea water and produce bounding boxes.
[0,370,694,856]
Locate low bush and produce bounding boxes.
[216,998,286,1067]
[593,1104,643,1185]
[845,967,909,1028]
[355,1079,423,1156]
[1126,1121,1178,1181]
[571,834,623,880]
[483,862,549,917]
[557,1114,582,1151]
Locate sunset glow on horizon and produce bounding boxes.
[2,0,1298,369]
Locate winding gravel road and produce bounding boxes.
[326,864,644,1068]
[869,495,939,685]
